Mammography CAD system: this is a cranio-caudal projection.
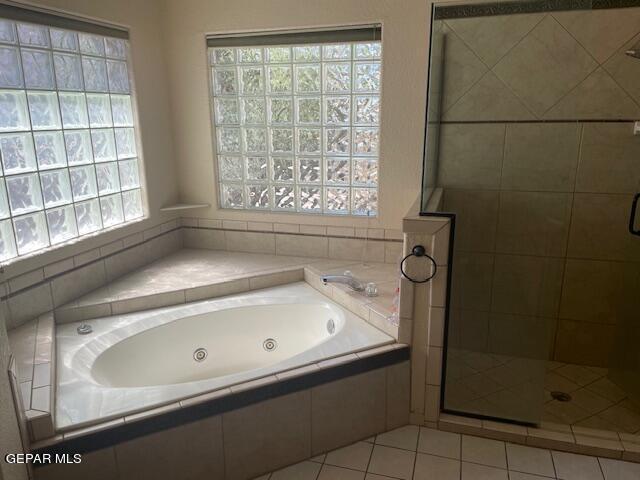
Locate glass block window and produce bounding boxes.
[208,40,381,216]
[0,18,144,262]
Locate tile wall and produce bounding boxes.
[181,217,403,264]
[32,360,409,480]
[0,219,183,330]
[434,6,640,367]
[401,211,451,427]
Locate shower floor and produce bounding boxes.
[445,348,640,434]
[543,361,640,433]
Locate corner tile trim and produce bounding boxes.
[31,345,409,460]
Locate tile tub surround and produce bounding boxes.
[252,425,640,480]
[8,313,56,442]
[55,249,404,339]
[6,250,405,433]
[0,219,183,330]
[32,348,410,480]
[55,282,395,429]
[180,217,403,264]
[1,220,403,327]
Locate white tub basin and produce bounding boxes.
[56,282,393,429]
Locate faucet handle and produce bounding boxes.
[365,282,378,297]
[343,270,353,277]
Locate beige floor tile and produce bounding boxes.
[598,457,640,480]
[414,453,460,480]
[367,445,415,480]
[508,473,554,480]
[375,425,419,451]
[310,454,326,463]
[270,461,321,480]
[462,435,507,469]
[364,475,389,480]
[570,388,614,415]
[325,442,372,471]
[555,364,603,386]
[461,462,508,480]
[506,444,555,477]
[597,404,640,433]
[317,464,365,480]
[586,378,628,403]
[543,399,591,424]
[572,425,620,440]
[544,372,581,393]
[552,451,604,480]
[417,427,461,459]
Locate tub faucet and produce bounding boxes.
[321,271,377,296]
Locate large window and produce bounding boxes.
[0,12,144,262]
[208,28,381,216]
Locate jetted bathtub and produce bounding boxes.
[56,282,394,429]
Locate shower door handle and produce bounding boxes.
[630,193,640,236]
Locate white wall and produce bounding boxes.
[2,0,179,280]
[162,0,431,230]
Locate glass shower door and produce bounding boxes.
[425,0,640,428]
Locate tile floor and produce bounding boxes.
[254,425,640,480]
[543,362,640,433]
[445,348,640,434]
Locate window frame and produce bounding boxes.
[0,10,147,264]
[206,28,382,217]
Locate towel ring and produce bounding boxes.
[400,245,437,284]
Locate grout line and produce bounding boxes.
[187,225,403,243]
[596,456,607,479]
[504,441,509,471]
[549,445,558,478]
[364,436,375,477]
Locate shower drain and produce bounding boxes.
[550,391,572,402]
[193,348,208,362]
[263,338,277,352]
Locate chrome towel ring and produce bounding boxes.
[400,245,437,284]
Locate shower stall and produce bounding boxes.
[421,0,640,435]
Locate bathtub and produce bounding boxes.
[56,282,394,429]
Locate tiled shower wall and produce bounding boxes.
[436,7,640,367]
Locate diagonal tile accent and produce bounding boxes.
[552,7,640,64]
[493,15,597,116]
[443,71,536,121]
[445,13,545,68]
[544,67,640,119]
[604,33,640,106]
[440,24,489,111]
